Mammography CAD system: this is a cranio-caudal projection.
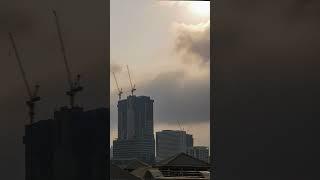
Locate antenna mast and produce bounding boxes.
[9,32,41,124]
[53,10,83,108]
[112,72,123,100]
[126,65,136,95]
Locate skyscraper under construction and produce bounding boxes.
[113,95,155,164]
[23,106,109,180]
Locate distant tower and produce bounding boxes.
[113,95,155,164]
[156,130,193,161]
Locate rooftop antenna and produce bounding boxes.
[53,10,83,108]
[126,65,136,96]
[9,32,40,124]
[112,71,123,100]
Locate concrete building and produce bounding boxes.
[113,138,155,164]
[23,106,109,180]
[156,130,193,161]
[113,95,155,164]
[187,146,209,163]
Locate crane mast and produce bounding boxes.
[112,72,123,100]
[177,119,183,132]
[53,10,83,108]
[126,65,136,95]
[9,32,40,124]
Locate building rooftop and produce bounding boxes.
[125,159,150,171]
[110,163,141,180]
[157,153,210,167]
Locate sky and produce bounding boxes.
[110,0,211,147]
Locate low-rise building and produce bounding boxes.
[131,153,211,180]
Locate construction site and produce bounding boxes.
[111,64,211,180]
[8,10,109,180]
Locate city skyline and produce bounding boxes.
[110,0,210,147]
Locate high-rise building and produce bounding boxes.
[110,146,113,159]
[187,146,209,163]
[186,134,193,148]
[23,106,109,180]
[156,130,193,161]
[113,95,155,164]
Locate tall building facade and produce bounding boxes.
[113,95,155,164]
[156,130,193,161]
[186,134,194,148]
[23,107,109,180]
[187,146,209,163]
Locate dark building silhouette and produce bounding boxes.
[23,106,109,180]
[113,95,155,164]
[186,134,194,148]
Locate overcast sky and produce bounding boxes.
[110,0,210,147]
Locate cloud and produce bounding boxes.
[143,71,209,124]
[173,21,210,66]
[158,1,186,7]
[110,70,210,127]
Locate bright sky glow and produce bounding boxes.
[188,2,210,17]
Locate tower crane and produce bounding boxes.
[9,32,40,124]
[112,72,123,100]
[53,10,83,108]
[177,119,183,132]
[126,65,136,96]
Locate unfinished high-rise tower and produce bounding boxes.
[113,95,155,164]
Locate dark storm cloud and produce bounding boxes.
[216,0,320,179]
[142,71,210,125]
[0,0,108,179]
[110,69,210,133]
[174,21,210,65]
